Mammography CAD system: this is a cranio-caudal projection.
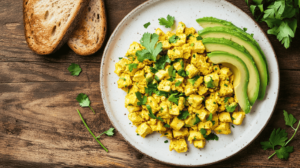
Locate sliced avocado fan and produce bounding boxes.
[203,38,260,105]
[207,51,251,114]
[196,17,269,83]
[198,26,268,101]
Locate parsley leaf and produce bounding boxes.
[158,15,175,28]
[68,63,82,76]
[76,93,95,114]
[226,103,238,112]
[145,83,158,95]
[127,63,138,72]
[188,75,200,86]
[283,110,297,128]
[135,92,147,106]
[224,97,230,103]
[196,36,203,40]
[261,128,288,150]
[177,111,190,120]
[164,124,170,128]
[144,22,151,28]
[155,90,169,97]
[175,81,182,87]
[136,33,162,62]
[96,128,115,138]
[194,115,201,125]
[275,146,294,160]
[120,77,126,81]
[200,128,219,141]
[169,35,180,43]
[164,140,169,143]
[155,55,171,70]
[177,69,187,77]
[207,113,213,121]
[168,93,179,105]
[146,105,156,119]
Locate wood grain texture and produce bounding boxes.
[1,0,300,167]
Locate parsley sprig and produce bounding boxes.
[68,63,82,76]
[76,93,95,114]
[158,15,175,28]
[261,110,300,159]
[136,33,163,62]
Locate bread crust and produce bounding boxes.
[23,0,90,55]
[68,0,107,56]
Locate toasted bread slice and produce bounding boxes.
[23,0,90,55]
[68,0,107,56]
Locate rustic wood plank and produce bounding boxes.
[1,0,300,167]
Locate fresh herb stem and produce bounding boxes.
[77,109,108,152]
[89,106,95,114]
[268,120,300,159]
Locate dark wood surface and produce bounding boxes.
[1,0,300,167]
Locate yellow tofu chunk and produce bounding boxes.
[198,121,213,130]
[132,70,145,82]
[182,44,192,59]
[117,74,132,89]
[161,40,172,50]
[212,114,219,130]
[188,130,205,143]
[178,97,185,111]
[232,112,246,125]
[191,41,205,53]
[185,64,199,78]
[214,122,231,135]
[205,98,218,114]
[173,128,189,139]
[170,117,185,131]
[161,130,173,139]
[176,22,186,34]
[194,107,208,121]
[204,73,219,88]
[168,47,184,61]
[128,112,144,126]
[147,96,160,113]
[194,140,206,149]
[198,84,209,95]
[141,109,150,121]
[125,93,138,107]
[156,102,172,119]
[158,80,172,92]
[185,27,196,35]
[172,34,187,47]
[169,139,188,153]
[114,58,130,76]
[219,67,233,81]
[155,28,165,39]
[219,112,233,123]
[188,94,204,109]
[126,42,143,56]
[173,61,183,71]
[136,122,153,138]
[184,84,196,96]
[155,70,169,81]
[169,104,180,115]
[127,106,141,113]
[219,80,234,97]
[150,120,167,132]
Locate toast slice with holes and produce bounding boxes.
[23,0,90,55]
[68,0,107,56]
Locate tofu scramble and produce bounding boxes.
[114,22,246,153]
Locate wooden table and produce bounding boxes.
[1,0,300,167]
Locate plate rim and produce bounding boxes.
[100,0,280,166]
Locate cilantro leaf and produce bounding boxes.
[120,77,126,81]
[76,93,95,114]
[144,22,151,28]
[261,128,288,150]
[275,146,294,160]
[68,63,82,76]
[145,83,158,96]
[207,113,213,121]
[194,115,201,125]
[155,55,171,70]
[175,81,182,87]
[164,124,170,128]
[188,75,200,86]
[283,110,297,128]
[169,35,180,43]
[157,116,164,122]
[168,93,179,105]
[127,63,138,72]
[146,105,156,119]
[200,128,207,136]
[196,36,203,40]
[224,97,230,103]
[226,103,238,112]
[177,69,187,77]
[205,133,219,141]
[150,67,158,74]
[135,92,147,106]
[155,90,169,97]
[164,140,169,143]
[177,111,190,120]
[96,128,115,138]
[136,33,162,62]
[158,15,175,28]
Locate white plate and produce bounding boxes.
[100,0,279,166]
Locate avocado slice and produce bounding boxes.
[198,26,268,100]
[207,51,251,114]
[202,38,260,105]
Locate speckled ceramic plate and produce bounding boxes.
[100,0,279,166]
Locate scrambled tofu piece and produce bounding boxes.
[126,42,143,56]
[169,139,188,153]
[114,58,130,76]
[194,140,206,149]
[127,106,141,113]
[169,104,180,115]
[232,112,246,125]
[125,93,138,107]
[214,122,231,135]
[194,107,208,121]
[176,22,186,34]
[185,64,199,78]
[219,112,233,123]
[188,130,205,143]
[155,70,169,81]
[204,73,219,89]
[185,27,196,35]
[136,123,153,138]
[188,94,204,109]
[198,121,213,130]
[150,120,167,132]
[158,80,172,92]
[168,47,184,60]
[161,130,173,139]
[170,117,185,131]
[173,128,189,139]
[205,97,218,114]
[128,112,144,126]
[117,74,132,89]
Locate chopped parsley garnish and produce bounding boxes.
[188,75,200,86]
[205,76,214,88]
[76,93,95,114]
[119,57,123,60]
[196,36,203,40]
[96,128,115,138]
[158,15,175,28]
[177,111,190,120]
[150,67,158,73]
[200,128,219,141]
[231,117,235,121]
[224,84,228,87]
[155,55,171,70]
[177,68,188,77]
[154,75,160,81]
[226,103,238,112]
[164,140,169,143]
[231,125,235,128]
[135,92,147,106]
[190,43,194,46]
[144,22,151,28]
[164,124,170,128]
[207,113,213,121]
[169,35,180,43]
[175,81,182,87]
[145,83,158,95]
[224,97,230,103]
[136,33,162,62]
[168,93,180,105]
[127,63,138,72]
[120,77,126,81]
[194,115,201,125]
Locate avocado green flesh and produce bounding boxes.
[199,29,268,101]
[197,17,269,96]
[207,52,251,114]
[203,38,260,105]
